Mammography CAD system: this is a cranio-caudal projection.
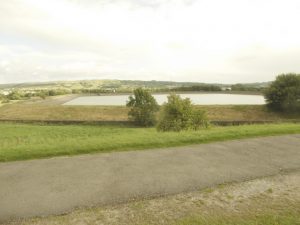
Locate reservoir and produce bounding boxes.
[64,94,266,106]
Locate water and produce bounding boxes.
[64,94,265,106]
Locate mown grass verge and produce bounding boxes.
[0,123,299,162]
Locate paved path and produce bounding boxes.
[1,134,300,222]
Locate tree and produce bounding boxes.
[7,91,22,100]
[264,74,300,112]
[38,91,47,99]
[126,88,159,126]
[157,94,209,132]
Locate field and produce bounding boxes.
[1,96,300,225]
[5,170,300,225]
[0,101,299,122]
[1,123,300,162]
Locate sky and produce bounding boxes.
[0,0,300,84]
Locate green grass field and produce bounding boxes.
[0,123,299,162]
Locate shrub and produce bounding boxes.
[7,91,23,100]
[0,94,9,103]
[126,88,159,126]
[38,92,47,99]
[190,108,210,130]
[157,94,209,132]
[2,99,10,103]
[264,74,300,112]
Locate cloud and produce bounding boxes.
[69,0,197,9]
[0,0,300,84]
[232,46,300,75]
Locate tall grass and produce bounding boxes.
[0,123,299,162]
[0,104,299,122]
[178,212,300,225]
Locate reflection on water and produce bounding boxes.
[64,94,265,106]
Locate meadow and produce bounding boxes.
[1,122,300,162]
[0,103,299,122]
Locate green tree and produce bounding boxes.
[7,91,22,100]
[37,91,47,99]
[157,94,209,132]
[264,74,300,112]
[126,88,159,126]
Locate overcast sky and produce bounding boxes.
[0,0,300,84]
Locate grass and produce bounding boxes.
[0,104,129,121]
[177,212,300,225]
[0,123,299,162]
[0,103,299,122]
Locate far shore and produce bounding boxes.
[78,90,263,96]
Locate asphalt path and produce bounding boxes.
[1,134,299,222]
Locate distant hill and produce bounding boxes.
[0,79,271,91]
[232,82,271,88]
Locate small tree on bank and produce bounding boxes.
[264,74,300,112]
[126,88,159,126]
[157,94,209,132]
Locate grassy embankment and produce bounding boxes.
[6,171,300,225]
[0,123,299,162]
[0,103,299,122]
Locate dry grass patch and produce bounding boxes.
[199,105,299,121]
[0,102,298,122]
[0,104,129,121]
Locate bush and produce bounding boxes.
[38,92,47,99]
[264,74,300,112]
[190,108,210,130]
[157,94,209,132]
[7,91,23,100]
[0,94,9,103]
[2,99,10,103]
[126,88,159,126]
